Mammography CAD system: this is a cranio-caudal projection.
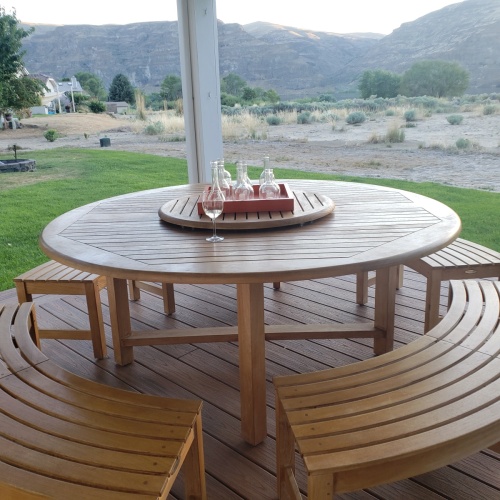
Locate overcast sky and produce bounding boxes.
[8,0,464,35]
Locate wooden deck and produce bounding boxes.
[1,270,499,499]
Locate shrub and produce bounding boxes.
[346,111,366,124]
[456,138,471,149]
[88,100,106,113]
[404,109,417,122]
[144,121,165,135]
[297,111,312,124]
[43,129,58,142]
[385,125,405,143]
[447,114,463,125]
[483,105,497,115]
[385,109,396,116]
[266,115,281,126]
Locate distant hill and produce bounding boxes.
[340,0,500,94]
[21,0,500,99]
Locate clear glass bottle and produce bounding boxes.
[259,156,271,185]
[210,160,224,198]
[217,158,232,199]
[259,167,280,199]
[219,158,232,188]
[233,160,254,200]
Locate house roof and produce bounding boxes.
[58,80,84,93]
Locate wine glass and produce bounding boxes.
[202,189,224,242]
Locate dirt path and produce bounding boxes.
[2,112,499,192]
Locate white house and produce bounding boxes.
[29,74,83,114]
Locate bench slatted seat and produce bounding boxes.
[14,260,108,359]
[0,302,206,499]
[274,279,500,499]
[356,238,500,332]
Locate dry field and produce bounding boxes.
[1,109,499,191]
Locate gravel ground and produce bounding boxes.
[2,111,499,191]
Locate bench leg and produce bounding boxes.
[356,271,369,305]
[183,412,207,499]
[15,282,32,303]
[162,282,176,315]
[309,473,335,499]
[373,266,398,355]
[84,281,107,359]
[276,398,298,499]
[128,280,176,315]
[128,280,141,301]
[424,269,444,333]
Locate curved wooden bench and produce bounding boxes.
[356,238,500,332]
[274,279,500,498]
[0,302,206,499]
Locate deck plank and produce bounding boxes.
[1,269,499,499]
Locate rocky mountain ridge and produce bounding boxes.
[21,0,499,99]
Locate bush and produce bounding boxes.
[346,111,366,124]
[266,115,281,126]
[43,129,58,142]
[483,105,497,115]
[456,138,471,149]
[88,100,106,113]
[297,111,312,124]
[446,114,463,125]
[144,121,165,135]
[404,109,417,122]
[385,125,405,143]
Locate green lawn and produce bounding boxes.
[1,148,498,291]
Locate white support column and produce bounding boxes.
[177,0,223,183]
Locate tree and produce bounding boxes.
[74,71,107,100]
[400,60,469,98]
[0,8,46,114]
[358,69,402,99]
[242,86,257,101]
[108,73,135,104]
[160,75,182,101]
[263,89,280,103]
[221,73,247,97]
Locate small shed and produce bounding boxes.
[106,102,129,114]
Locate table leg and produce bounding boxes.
[107,277,134,365]
[373,266,398,355]
[237,283,267,445]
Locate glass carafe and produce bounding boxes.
[259,167,280,199]
[233,160,254,200]
[259,156,272,185]
[217,158,232,199]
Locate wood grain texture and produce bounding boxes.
[40,181,461,284]
[274,280,500,498]
[1,273,499,499]
[0,302,206,499]
[38,180,462,444]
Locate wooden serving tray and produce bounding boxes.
[159,190,335,231]
[196,183,294,215]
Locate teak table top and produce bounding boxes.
[40,180,461,285]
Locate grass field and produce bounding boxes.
[1,148,498,291]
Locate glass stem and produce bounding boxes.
[212,217,216,238]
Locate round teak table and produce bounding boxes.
[40,180,461,445]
